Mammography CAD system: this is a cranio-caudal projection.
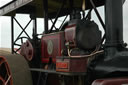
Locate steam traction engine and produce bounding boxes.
[0,0,128,85]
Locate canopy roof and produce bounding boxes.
[0,0,105,18]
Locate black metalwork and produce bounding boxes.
[105,0,123,47]
[90,0,105,30]
[10,15,38,54]
[69,0,74,20]
[43,0,49,34]
[89,0,106,44]
[85,9,92,20]
[11,16,14,54]
[14,37,28,53]
[30,68,86,76]
[49,0,66,33]
[33,17,37,36]
[87,0,128,82]
[13,17,32,54]
[59,15,68,30]
[49,14,68,31]
[13,18,32,42]
[31,14,38,44]
[50,19,58,30]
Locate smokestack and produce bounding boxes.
[105,0,123,56]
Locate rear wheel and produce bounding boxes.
[0,56,12,85]
[0,50,33,85]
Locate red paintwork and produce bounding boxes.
[92,78,128,85]
[0,56,13,85]
[41,32,65,63]
[20,40,34,61]
[56,57,88,72]
[56,62,69,69]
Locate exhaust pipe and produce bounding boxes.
[105,0,124,57]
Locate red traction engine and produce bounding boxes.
[41,19,102,72]
[20,18,102,72]
[19,0,128,84]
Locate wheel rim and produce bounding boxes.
[0,56,12,85]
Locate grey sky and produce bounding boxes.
[0,0,128,48]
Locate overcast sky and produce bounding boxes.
[0,0,128,48]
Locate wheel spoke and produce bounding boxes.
[5,75,11,85]
[0,57,12,85]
